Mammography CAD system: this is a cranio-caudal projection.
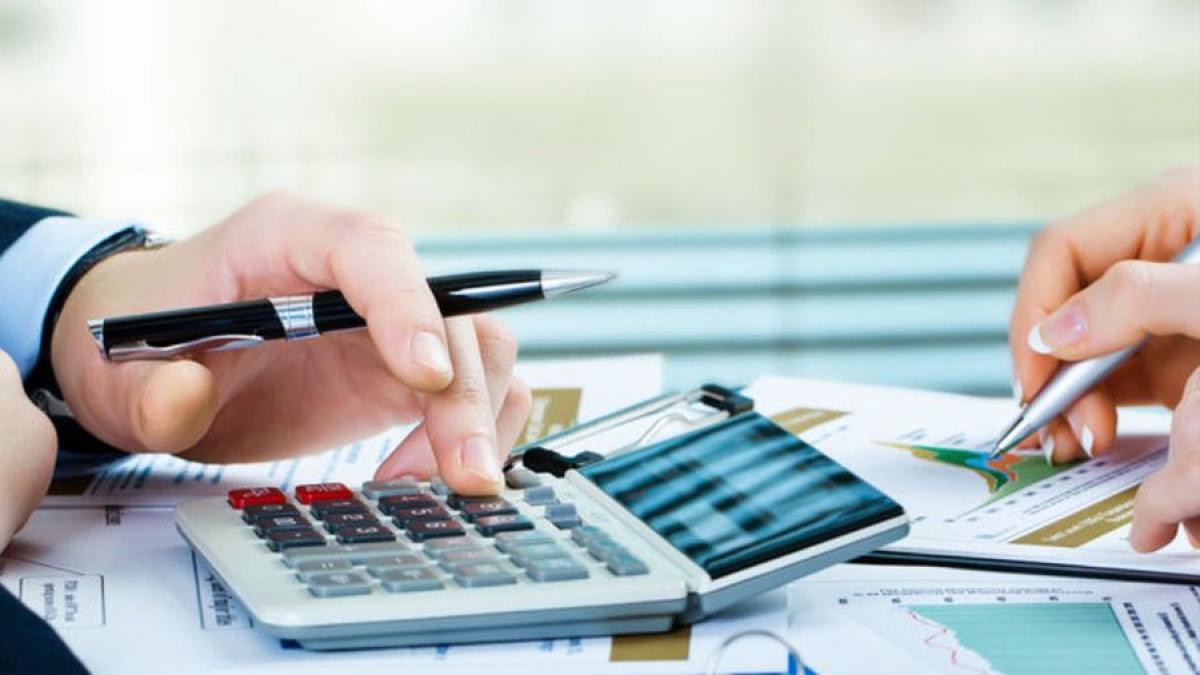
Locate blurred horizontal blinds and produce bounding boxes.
[415,223,1041,397]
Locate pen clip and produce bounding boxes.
[105,335,267,362]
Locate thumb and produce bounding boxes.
[1026,259,1200,361]
[122,360,219,453]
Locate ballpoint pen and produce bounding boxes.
[989,237,1200,457]
[89,269,615,361]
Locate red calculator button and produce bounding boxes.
[228,487,286,509]
[295,483,354,504]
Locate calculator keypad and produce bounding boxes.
[230,479,651,597]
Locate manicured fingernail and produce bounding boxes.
[412,331,452,376]
[1040,429,1056,465]
[1067,413,1094,458]
[1012,377,1023,404]
[461,435,502,485]
[1028,303,1087,354]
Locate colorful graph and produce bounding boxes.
[881,442,1076,502]
[910,603,1143,675]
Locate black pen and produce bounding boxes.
[89,270,615,361]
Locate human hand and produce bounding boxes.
[51,192,532,495]
[1009,167,1199,552]
[0,350,57,550]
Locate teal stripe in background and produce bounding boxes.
[416,223,1041,396]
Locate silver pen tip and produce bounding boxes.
[988,415,1027,458]
[539,270,617,298]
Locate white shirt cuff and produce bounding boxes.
[0,217,135,378]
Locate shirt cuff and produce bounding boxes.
[0,217,135,378]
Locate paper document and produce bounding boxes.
[745,376,1195,580]
[43,354,663,507]
[1,506,787,675]
[790,564,1200,675]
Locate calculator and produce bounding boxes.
[177,406,908,650]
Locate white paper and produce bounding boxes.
[43,354,663,508]
[744,376,1194,577]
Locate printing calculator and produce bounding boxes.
[177,386,908,650]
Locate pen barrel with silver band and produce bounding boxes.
[91,270,604,361]
[991,236,1200,456]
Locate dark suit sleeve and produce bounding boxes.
[0,199,71,254]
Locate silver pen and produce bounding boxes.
[990,236,1200,457]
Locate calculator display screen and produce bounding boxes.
[579,412,903,579]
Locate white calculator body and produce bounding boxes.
[177,411,908,650]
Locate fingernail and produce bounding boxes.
[1066,413,1094,458]
[1040,429,1056,465]
[461,435,502,485]
[412,331,452,376]
[1027,303,1087,354]
[1012,377,1023,404]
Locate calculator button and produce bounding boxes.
[586,539,626,561]
[310,499,368,520]
[570,525,611,546]
[378,494,438,514]
[295,559,353,581]
[437,549,498,571]
[493,530,555,553]
[266,528,327,551]
[428,476,451,496]
[228,487,286,509]
[453,563,516,587]
[474,514,534,537]
[421,538,479,556]
[322,512,379,532]
[526,558,589,583]
[504,468,542,489]
[545,503,581,529]
[460,499,518,521]
[523,486,557,505]
[306,571,372,597]
[391,506,452,528]
[407,520,466,541]
[364,554,426,577]
[242,502,300,523]
[446,493,494,510]
[281,542,409,567]
[379,567,443,593]
[509,543,569,567]
[334,524,395,544]
[605,552,650,576]
[295,483,353,504]
[361,477,421,499]
[253,515,314,537]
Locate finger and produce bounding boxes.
[420,317,504,495]
[495,377,534,454]
[1130,370,1200,552]
[1184,517,1200,549]
[229,193,453,393]
[129,360,220,453]
[1026,260,1200,360]
[1130,469,1183,552]
[1063,389,1118,459]
[1040,418,1079,466]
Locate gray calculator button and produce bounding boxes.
[362,477,422,499]
[523,486,557,505]
[586,539,625,560]
[509,543,568,567]
[605,552,649,576]
[545,503,581,529]
[365,554,426,577]
[379,567,443,593]
[570,525,610,546]
[437,548,498,571]
[429,477,450,496]
[504,467,542,489]
[307,571,372,597]
[453,563,516,587]
[295,559,353,581]
[425,544,484,562]
[422,538,479,556]
[526,557,589,583]
[493,530,554,553]
[282,542,410,567]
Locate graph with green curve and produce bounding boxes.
[880,442,1077,504]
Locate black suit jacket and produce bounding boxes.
[0,198,90,675]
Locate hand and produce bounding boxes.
[1009,167,1200,551]
[0,350,57,549]
[51,192,532,495]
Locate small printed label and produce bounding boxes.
[19,575,105,628]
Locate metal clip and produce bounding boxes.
[104,335,266,361]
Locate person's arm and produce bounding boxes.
[1009,166,1200,551]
